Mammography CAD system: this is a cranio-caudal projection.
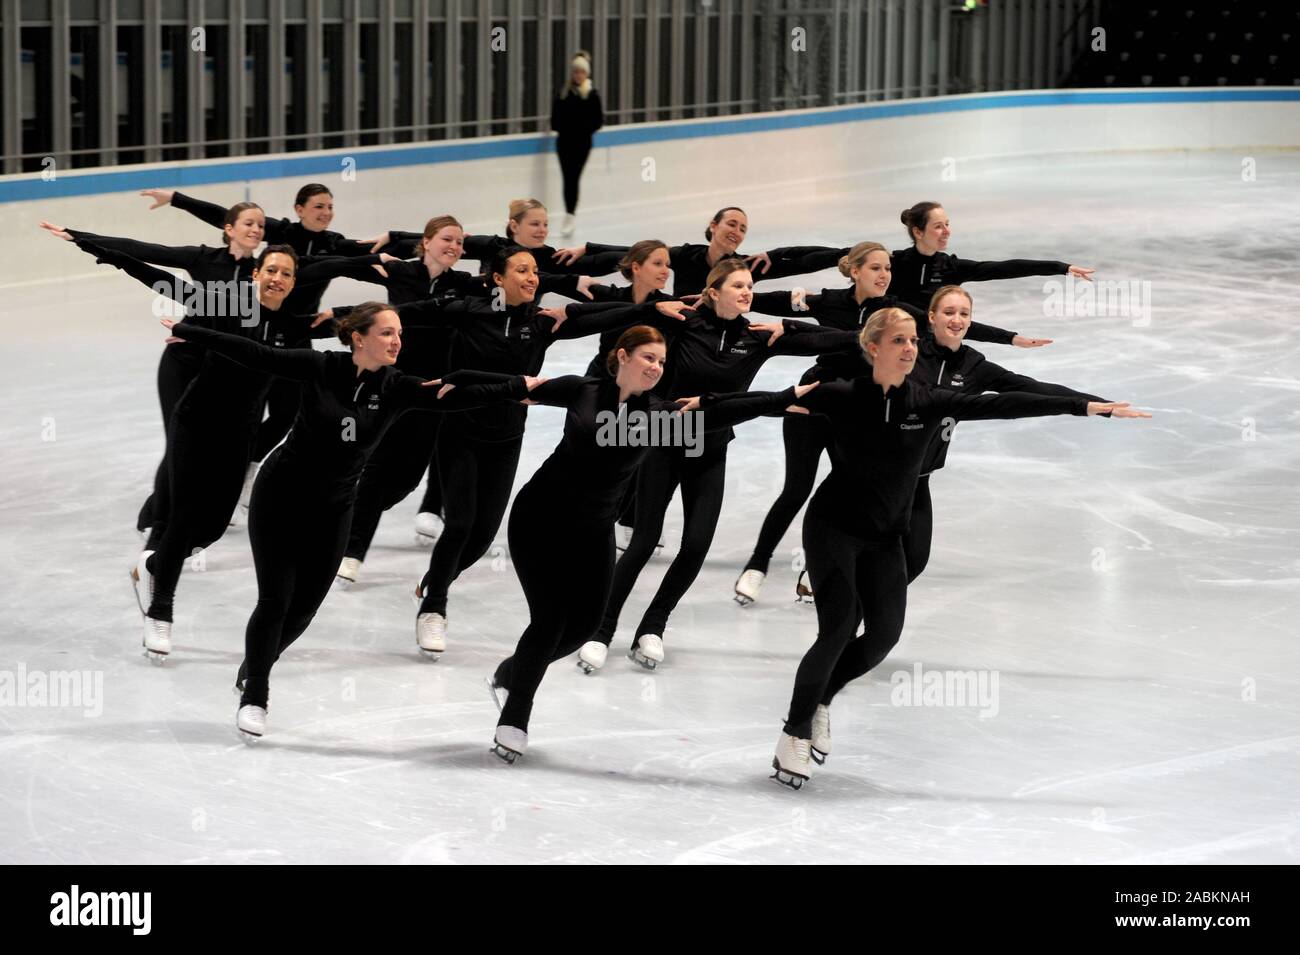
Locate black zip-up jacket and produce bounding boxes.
[165,323,511,499]
[386,295,658,441]
[120,191,409,314]
[445,373,796,523]
[582,241,850,298]
[795,377,1090,540]
[551,88,604,140]
[78,240,337,429]
[555,300,858,449]
[333,263,489,378]
[912,336,1107,475]
[889,245,1069,313]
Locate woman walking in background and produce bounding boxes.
[551,50,604,239]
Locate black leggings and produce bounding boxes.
[145,411,251,621]
[417,430,522,616]
[745,413,830,574]
[240,448,349,708]
[783,505,908,739]
[344,410,443,562]
[492,481,614,731]
[249,378,301,462]
[596,442,728,646]
[138,349,201,534]
[556,136,593,214]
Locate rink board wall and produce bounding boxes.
[2,88,1297,287]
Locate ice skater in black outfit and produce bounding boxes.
[902,284,1109,584]
[331,215,494,585]
[438,198,623,281]
[436,326,818,763]
[137,183,407,503]
[66,239,387,660]
[556,206,850,297]
[377,246,676,658]
[769,307,1149,789]
[160,303,521,739]
[565,259,861,674]
[551,50,604,239]
[734,240,1051,605]
[41,205,268,534]
[890,200,1096,313]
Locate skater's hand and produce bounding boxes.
[678,292,702,305]
[551,244,587,266]
[39,220,72,241]
[575,275,597,300]
[159,317,183,344]
[789,287,809,312]
[371,263,390,279]
[786,380,818,413]
[312,308,334,328]
[358,231,391,253]
[1011,335,1053,348]
[749,321,785,345]
[139,188,175,210]
[419,379,459,399]
[674,396,702,413]
[745,251,773,274]
[538,305,568,331]
[654,300,691,321]
[1087,401,1150,419]
[520,375,547,404]
[1067,265,1095,282]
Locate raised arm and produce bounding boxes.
[74,237,198,306]
[948,255,1069,284]
[549,300,684,340]
[922,387,1088,422]
[294,253,391,289]
[978,359,1108,404]
[695,386,800,430]
[764,320,860,358]
[65,229,206,273]
[755,245,850,282]
[167,321,326,381]
[396,370,529,411]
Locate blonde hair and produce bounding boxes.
[928,284,972,315]
[506,199,547,240]
[858,307,916,365]
[838,241,889,278]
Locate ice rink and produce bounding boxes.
[2,149,1298,864]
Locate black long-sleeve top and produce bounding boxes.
[78,239,336,428]
[385,294,657,441]
[888,245,1069,313]
[795,377,1089,540]
[555,300,859,449]
[459,233,624,278]
[168,190,406,315]
[446,372,796,523]
[912,336,1107,475]
[550,87,605,140]
[333,263,490,378]
[580,242,850,298]
[165,323,507,499]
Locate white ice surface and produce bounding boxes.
[2,150,1299,864]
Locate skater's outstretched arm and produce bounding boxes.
[919,387,1146,422]
[60,227,208,273]
[162,320,327,380]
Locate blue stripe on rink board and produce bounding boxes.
[3,87,1299,203]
